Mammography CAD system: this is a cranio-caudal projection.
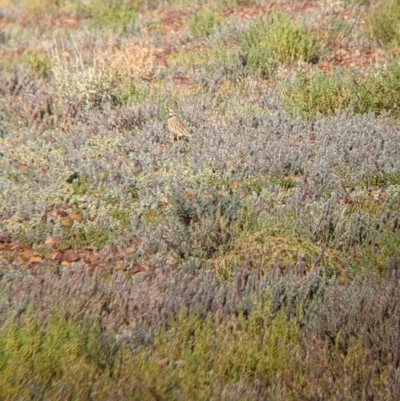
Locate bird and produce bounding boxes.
[167,109,192,141]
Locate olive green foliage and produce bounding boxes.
[1,312,120,400]
[62,224,111,249]
[280,63,400,119]
[241,12,318,77]
[186,7,222,38]
[366,0,400,50]
[0,294,304,400]
[355,62,400,115]
[108,80,149,106]
[153,304,301,397]
[2,263,400,400]
[83,0,140,32]
[354,230,400,273]
[168,44,234,70]
[1,297,300,400]
[279,69,356,119]
[18,0,68,16]
[0,50,51,78]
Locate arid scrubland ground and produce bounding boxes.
[1,0,400,399]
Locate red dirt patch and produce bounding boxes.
[0,235,153,277]
[158,8,185,35]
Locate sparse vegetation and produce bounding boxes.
[241,12,319,77]
[279,62,400,119]
[366,0,400,51]
[1,0,400,399]
[0,49,51,78]
[186,7,222,38]
[82,0,140,32]
[279,68,356,119]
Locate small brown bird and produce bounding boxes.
[167,109,192,141]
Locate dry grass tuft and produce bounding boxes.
[51,43,159,107]
[99,43,159,81]
[214,220,342,277]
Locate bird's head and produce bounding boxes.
[168,108,176,117]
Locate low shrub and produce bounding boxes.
[241,12,319,77]
[279,63,400,119]
[365,0,400,50]
[186,7,222,38]
[278,69,356,119]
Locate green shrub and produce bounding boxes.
[356,230,400,273]
[241,12,318,77]
[168,48,212,69]
[354,62,400,115]
[365,0,400,50]
[112,79,150,105]
[280,63,400,119]
[186,8,222,38]
[83,0,140,32]
[279,69,356,119]
[0,299,301,400]
[0,50,51,78]
[62,224,111,249]
[153,301,302,398]
[19,0,67,16]
[0,311,120,400]
[168,44,235,72]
